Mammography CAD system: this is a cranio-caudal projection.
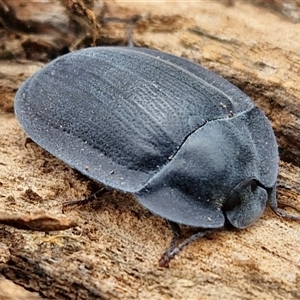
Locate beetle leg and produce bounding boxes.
[268,186,300,221]
[62,187,109,212]
[271,207,300,220]
[159,226,215,268]
[167,221,181,250]
[159,221,180,268]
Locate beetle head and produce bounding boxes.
[224,179,267,229]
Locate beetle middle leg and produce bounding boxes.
[159,221,215,267]
[62,187,110,212]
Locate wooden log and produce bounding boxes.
[0,0,300,299]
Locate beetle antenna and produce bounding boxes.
[62,187,109,212]
[159,224,215,267]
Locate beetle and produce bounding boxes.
[14,47,298,267]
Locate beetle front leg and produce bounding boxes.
[159,221,181,266]
[159,223,215,268]
[268,186,300,221]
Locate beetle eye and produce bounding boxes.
[250,181,257,192]
[223,192,241,211]
[223,179,256,211]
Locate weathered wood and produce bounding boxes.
[1,0,300,299]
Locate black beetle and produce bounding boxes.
[14,47,298,267]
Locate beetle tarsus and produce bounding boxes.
[159,252,172,268]
[62,187,109,212]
